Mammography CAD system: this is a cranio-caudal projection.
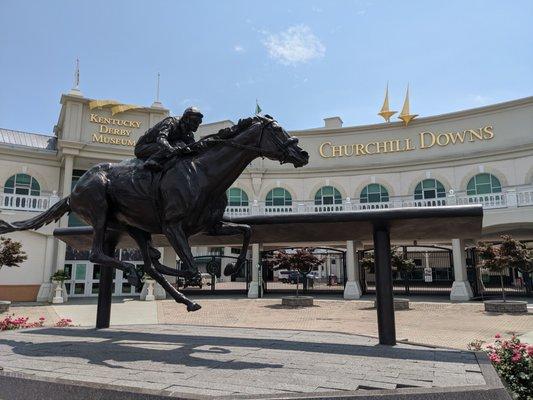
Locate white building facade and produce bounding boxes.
[0,92,532,302]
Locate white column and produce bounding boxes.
[344,240,362,299]
[37,235,56,302]
[54,155,75,275]
[450,238,473,301]
[157,247,176,298]
[248,243,261,298]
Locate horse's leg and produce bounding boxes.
[146,239,189,278]
[208,221,251,276]
[86,207,142,290]
[127,226,201,312]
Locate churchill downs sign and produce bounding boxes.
[319,126,494,158]
[89,113,143,147]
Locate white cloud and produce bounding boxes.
[263,24,325,66]
[469,94,492,105]
[234,45,245,53]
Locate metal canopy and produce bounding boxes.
[54,205,483,249]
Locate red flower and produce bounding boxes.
[511,352,522,363]
[526,345,533,357]
[494,333,501,339]
[489,353,501,363]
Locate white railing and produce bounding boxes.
[221,186,533,217]
[456,193,507,209]
[517,188,533,207]
[1,192,59,212]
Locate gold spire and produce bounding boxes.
[398,84,418,126]
[378,83,397,122]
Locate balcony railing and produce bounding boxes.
[2,186,532,215]
[1,192,60,212]
[224,186,533,217]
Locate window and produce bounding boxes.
[414,179,446,200]
[360,184,389,203]
[466,173,502,195]
[314,186,342,205]
[226,188,249,206]
[266,188,292,206]
[68,170,88,227]
[3,173,40,196]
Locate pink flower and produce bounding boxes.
[494,333,501,339]
[511,352,522,363]
[489,353,501,363]
[39,317,45,321]
[526,345,533,357]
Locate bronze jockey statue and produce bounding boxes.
[135,107,204,171]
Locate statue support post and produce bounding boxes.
[373,224,396,345]
[96,236,118,329]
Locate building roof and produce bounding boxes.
[0,128,57,151]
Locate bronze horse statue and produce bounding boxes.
[0,115,309,311]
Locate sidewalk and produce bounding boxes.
[3,296,532,349]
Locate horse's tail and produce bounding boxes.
[0,196,71,235]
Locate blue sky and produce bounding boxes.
[1,0,532,134]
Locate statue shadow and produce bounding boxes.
[0,329,284,371]
[0,326,478,372]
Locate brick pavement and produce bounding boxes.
[0,324,488,397]
[3,298,532,349]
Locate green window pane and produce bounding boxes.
[467,174,502,195]
[476,174,490,185]
[16,174,31,186]
[4,176,15,189]
[75,264,87,280]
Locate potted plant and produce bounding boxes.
[0,236,27,312]
[50,269,69,304]
[271,248,324,306]
[476,235,529,313]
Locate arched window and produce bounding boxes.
[314,186,342,205]
[360,184,389,203]
[266,188,292,206]
[467,173,502,195]
[226,187,249,206]
[4,173,40,196]
[414,179,446,200]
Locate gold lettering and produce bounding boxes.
[466,128,483,142]
[404,138,415,151]
[436,133,450,146]
[419,132,435,149]
[90,113,99,123]
[331,145,343,157]
[375,141,388,154]
[364,142,376,155]
[99,124,109,133]
[354,144,366,155]
[342,144,354,156]
[482,125,494,139]
[319,142,332,158]
[448,131,466,144]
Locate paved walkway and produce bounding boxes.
[0,325,488,397]
[3,297,532,349]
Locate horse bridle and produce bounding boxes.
[203,119,298,161]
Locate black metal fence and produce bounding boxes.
[176,255,252,294]
[360,246,455,296]
[261,247,347,295]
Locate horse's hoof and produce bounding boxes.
[187,302,202,312]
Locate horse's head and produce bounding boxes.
[254,115,309,168]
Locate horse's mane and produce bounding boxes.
[198,115,274,144]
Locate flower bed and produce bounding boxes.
[0,315,74,331]
[469,334,533,400]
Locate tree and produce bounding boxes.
[476,235,532,302]
[271,248,324,296]
[361,247,416,294]
[0,236,27,270]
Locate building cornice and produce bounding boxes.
[291,96,533,136]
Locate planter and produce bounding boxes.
[281,296,313,307]
[0,301,11,313]
[51,280,68,304]
[374,298,410,310]
[484,300,528,314]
